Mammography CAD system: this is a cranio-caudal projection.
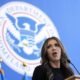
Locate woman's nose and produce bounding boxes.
[52,46,56,49]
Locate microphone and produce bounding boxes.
[67,59,80,74]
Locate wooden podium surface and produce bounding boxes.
[65,75,80,80]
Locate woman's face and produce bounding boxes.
[46,39,61,62]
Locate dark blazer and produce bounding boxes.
[32,64,74,80]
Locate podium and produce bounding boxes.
[65,75,80,80]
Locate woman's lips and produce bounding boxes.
[52,52,58,56]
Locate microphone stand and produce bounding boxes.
[67,59,80,75]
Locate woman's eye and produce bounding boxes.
[47,45,51,49]
[55,43,59,47]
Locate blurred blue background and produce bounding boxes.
[0,0,80,80]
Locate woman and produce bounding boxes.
[32,37,74,80]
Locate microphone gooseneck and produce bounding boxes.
[67,59,80,75]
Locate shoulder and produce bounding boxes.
[33,65,46,73]
[32,65,47,80]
